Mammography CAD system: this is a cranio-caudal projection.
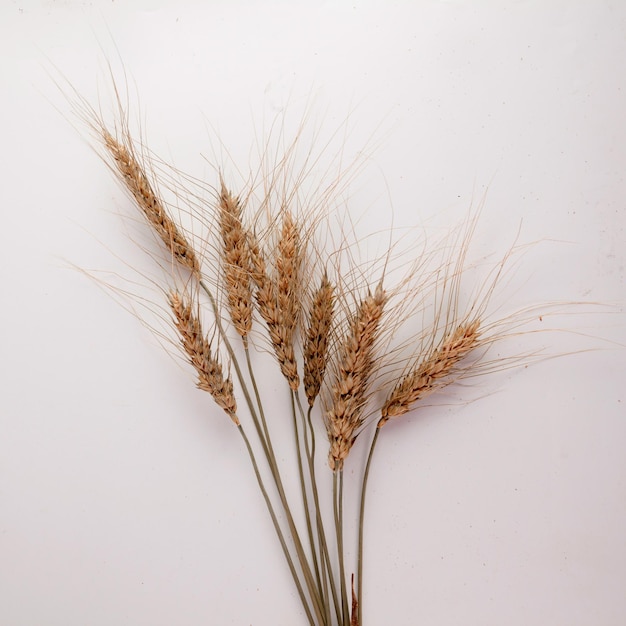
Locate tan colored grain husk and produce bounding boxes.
[379,319,481,426]
[303,273,335,406]
[327,284,386,469]
[102,129,200,273]
[249,213,302,390]
[168,291,238,423]
[218,184,253,340]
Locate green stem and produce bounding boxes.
[238,425,315,626]
[334,469,350,625]
[244,344,274,456]
[301,400,342,626]
[357,426,381,626]
[291,391,325,620]
[263,441,325,625]
[200,280,324,623]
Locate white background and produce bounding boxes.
[1,1,625,625]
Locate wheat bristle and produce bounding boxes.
[327,284,386,469]
[379,319,481,426]
[218,184,253,340]
[303,273,335,406]
[102,129,199,273]
[168,291,239,424]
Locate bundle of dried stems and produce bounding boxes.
[68,78,563,626]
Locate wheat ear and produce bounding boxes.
[102,129,200,274]
[303,273,335,406]
[218,183,253,341]
[276,210,302,333]
[379,319,481,426]
[168,291,238,424]
[275,210,303,390]
[249,216,301,390]
[327,284,387,470]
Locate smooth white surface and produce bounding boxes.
[1,2,625,625]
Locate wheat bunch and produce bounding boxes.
[70,74,570,626]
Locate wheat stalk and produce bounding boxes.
[218,183,253,341]
[323,284,387,623]
[102,129,200,274]
[249,214,302,390]
[326,283,387,471]
[356,318,481,622]
[69,76,559,626]
[379,319,481,426]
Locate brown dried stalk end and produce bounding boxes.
[303,273,335,406]
[218,183,253,341]
[168,291,239,425]
[101,129,200,274]
[250,213,301,390]
[350,573,359,626]
[327,284,387,470]
[378,319,481,427]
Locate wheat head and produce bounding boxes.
[248,215,301,390]
[379,319,481,426]
[168,290,238,424]
[218,183,253,341]
[303,273,335,406]
[326,283,387,469]
[102,129,200,274]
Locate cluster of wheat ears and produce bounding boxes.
[72,82,548,626]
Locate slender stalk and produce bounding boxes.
[319,539,331,626]
[357,426,381,626]
[246,393,325,623]
[334,469,350,625]
[291,391,324,618]
[339,470,350,626]
[271,465,326,624]
[238,425,316,626]
[301,399,343,625]
[244,344,274,453]
[201,279,325,623]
